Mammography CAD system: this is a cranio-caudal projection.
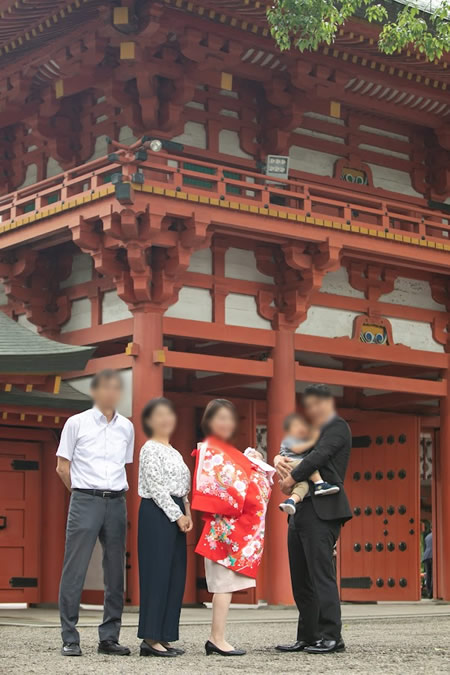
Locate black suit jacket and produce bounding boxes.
[290,415,352,523]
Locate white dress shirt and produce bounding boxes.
[56,407,135,490]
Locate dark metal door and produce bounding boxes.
[340,415,420,601]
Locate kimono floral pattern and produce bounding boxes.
[194,438,272,579]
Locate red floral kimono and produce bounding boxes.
[191,436,272,579]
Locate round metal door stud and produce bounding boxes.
[376,542,384,552]
[387,578,395,587]
[398,542,407,551]
[364,471,372,480]
[375,471,383,480]
[387,505,395,515]
[375,436,383,445]
[399,578,407,587]
[387,470,395,480]
[354,543,361,552]
[365,542,373,552]
[409,518,414,524]
[376,578,384,587]
[375,506,383,515]
[387,542,395,551]
[353,506,361,516]
[383,529,388,536]
[353,472,361,481]
[398,469,407,479]
[383,519,389,525]
[387,435,395,444]
[398,505,407,515]
[364,506,372,515]
[399,434,407,444]
[409,529,415,535]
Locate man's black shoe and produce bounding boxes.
[275,640,309,652]
[98,640,131,656]
[304,638,345,654]
[61,642,82,656]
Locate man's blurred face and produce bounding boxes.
[92,377,123,412]
[303,394,335,427]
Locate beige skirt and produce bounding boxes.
[205,558,256,594]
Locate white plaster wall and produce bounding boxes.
[367,164,422,197]
[289,146,341,177]
[225,293,271,329]
[60,298,91,333]
[0,282,7,306]
[319,267,365,299]
[118,125,138,145]
[225,248,273,283]
[296,306,359,338]
[172,121,207,149]
[61,253,93,288]
[102,289,133,324]
[187,248,212,275]
[87,134,109,161]
[390,318,444,353]
[218,129,253,159]
[67,368,132,418]
[46,157,64,178]
[18,163,38,188]
[379,277,446,311]
[164,287,212,322]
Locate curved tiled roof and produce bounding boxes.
[0,310,94,373]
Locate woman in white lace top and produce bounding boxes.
[137,397,192,658]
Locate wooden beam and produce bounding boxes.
[359,392,437,409]
[191,373,264,393]
[163,350,273,377]
[59,319,133,346]
[295,363,446,396]
[296,334,448,369]
[63,353,133,380]
[163,317,275,347]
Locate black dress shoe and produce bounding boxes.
[61,642,82,656]
[205,640,246,656]
[304,638,345,654]
[98,640,131,656]
[275,640,309,652]
[167,646,185,655]
[140,641,177,657]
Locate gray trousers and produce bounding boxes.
[59,490,127,644]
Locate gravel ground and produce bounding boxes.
[1,616,449,674]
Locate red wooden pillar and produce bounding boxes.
[265,327,296,604]
[40,441,68,604]
[127,307,164,605]
[437,368,450,599]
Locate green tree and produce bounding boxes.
[267,1,450,61]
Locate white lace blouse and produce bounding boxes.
[138,440,191,522]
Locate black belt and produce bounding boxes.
[74,488,125,499]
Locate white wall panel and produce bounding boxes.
[61,253,93,288]
[225,293,271,329]
[187,248,212,275]
[368,164,422,197]
[225,248,273,283]
[172,122,207,149]
[390,318,444,353]
[296,306,359,338]
[61,298,91,333]
[289,146,341,177]
[380,277,445,311]
[102,289,133,324]
[320,267,365,299]
[218,129,253,158]
[165,287,212,322]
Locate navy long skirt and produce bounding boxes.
[137,497,187,642]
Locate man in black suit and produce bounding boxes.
[275,384,352,654]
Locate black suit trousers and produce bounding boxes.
[288,499,342,643]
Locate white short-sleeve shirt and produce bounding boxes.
[56,406,135,490]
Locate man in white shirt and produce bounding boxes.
[56,369,134,657]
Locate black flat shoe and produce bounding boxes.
[61,642,82,656]
[140,641,177,657]
[304,638,345,654]
[275,640,309,652]
[205,640,246,656]
[98,640,130,656]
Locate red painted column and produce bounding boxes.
[127,307,164,605]
[437,367,450,599]
[265,327,296,605]
[40,441,68,604]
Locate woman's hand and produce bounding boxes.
[274,455,292,480]
[177,514,193,533]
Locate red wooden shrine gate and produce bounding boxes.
[340,415,421,601]
[0,441,41,603]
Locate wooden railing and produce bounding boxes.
[1,149,449,248]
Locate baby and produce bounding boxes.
[278,413,340,515]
